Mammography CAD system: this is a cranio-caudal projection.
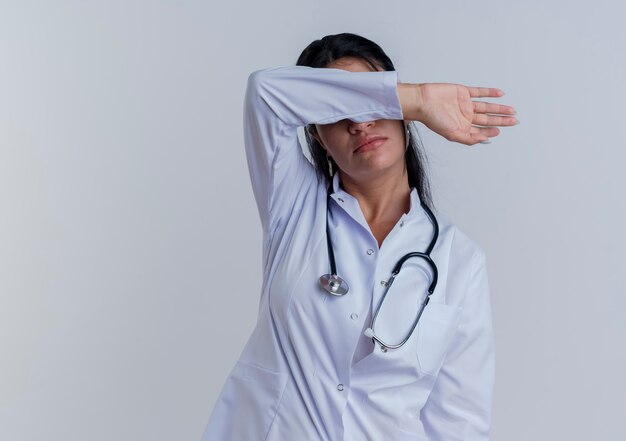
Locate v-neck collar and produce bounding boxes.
[329,172,422,221]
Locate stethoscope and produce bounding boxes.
[318,179,440,351]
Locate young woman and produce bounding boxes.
[201,32,517,441]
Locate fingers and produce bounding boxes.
[472,113,518,127]
[473,101,516,116]
[468,86,505,98]
[448,126,500,145]
[459,131,494,145]
[470,126,500,137]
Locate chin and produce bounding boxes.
[350,160,404,180]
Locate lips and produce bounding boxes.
[354,135,388,153]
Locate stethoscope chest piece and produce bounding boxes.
[319,273,349,296]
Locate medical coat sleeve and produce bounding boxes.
[243,65,404,233]
[420,248,496,441]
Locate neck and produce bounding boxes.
[338,167,411,225]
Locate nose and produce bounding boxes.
[348,119,376,134]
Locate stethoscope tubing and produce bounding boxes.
[320,178,440,350]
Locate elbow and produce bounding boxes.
[246,68,264,90]
[245,70,264,101]
[245,68,277,112]
[246,67,277,95]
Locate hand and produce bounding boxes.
[401,83,518,145]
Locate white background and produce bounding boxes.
[1,1,624,440]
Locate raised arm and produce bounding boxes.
[243,66,517,233]
[243,66,403,233]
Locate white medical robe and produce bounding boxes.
[200,65,495,441]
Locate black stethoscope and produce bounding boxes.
[318,178,440,351]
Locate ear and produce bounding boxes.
[308,125,326,151]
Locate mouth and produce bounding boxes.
[354,136,388,153]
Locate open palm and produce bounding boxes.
[416,83,517,145]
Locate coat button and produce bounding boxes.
[366,249,374,255]
[337,384,344,391]
[350,312,358,320]
[380,280,388,287]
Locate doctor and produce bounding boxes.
[201,32,517,441]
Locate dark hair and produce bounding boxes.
[295,32,434,210]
